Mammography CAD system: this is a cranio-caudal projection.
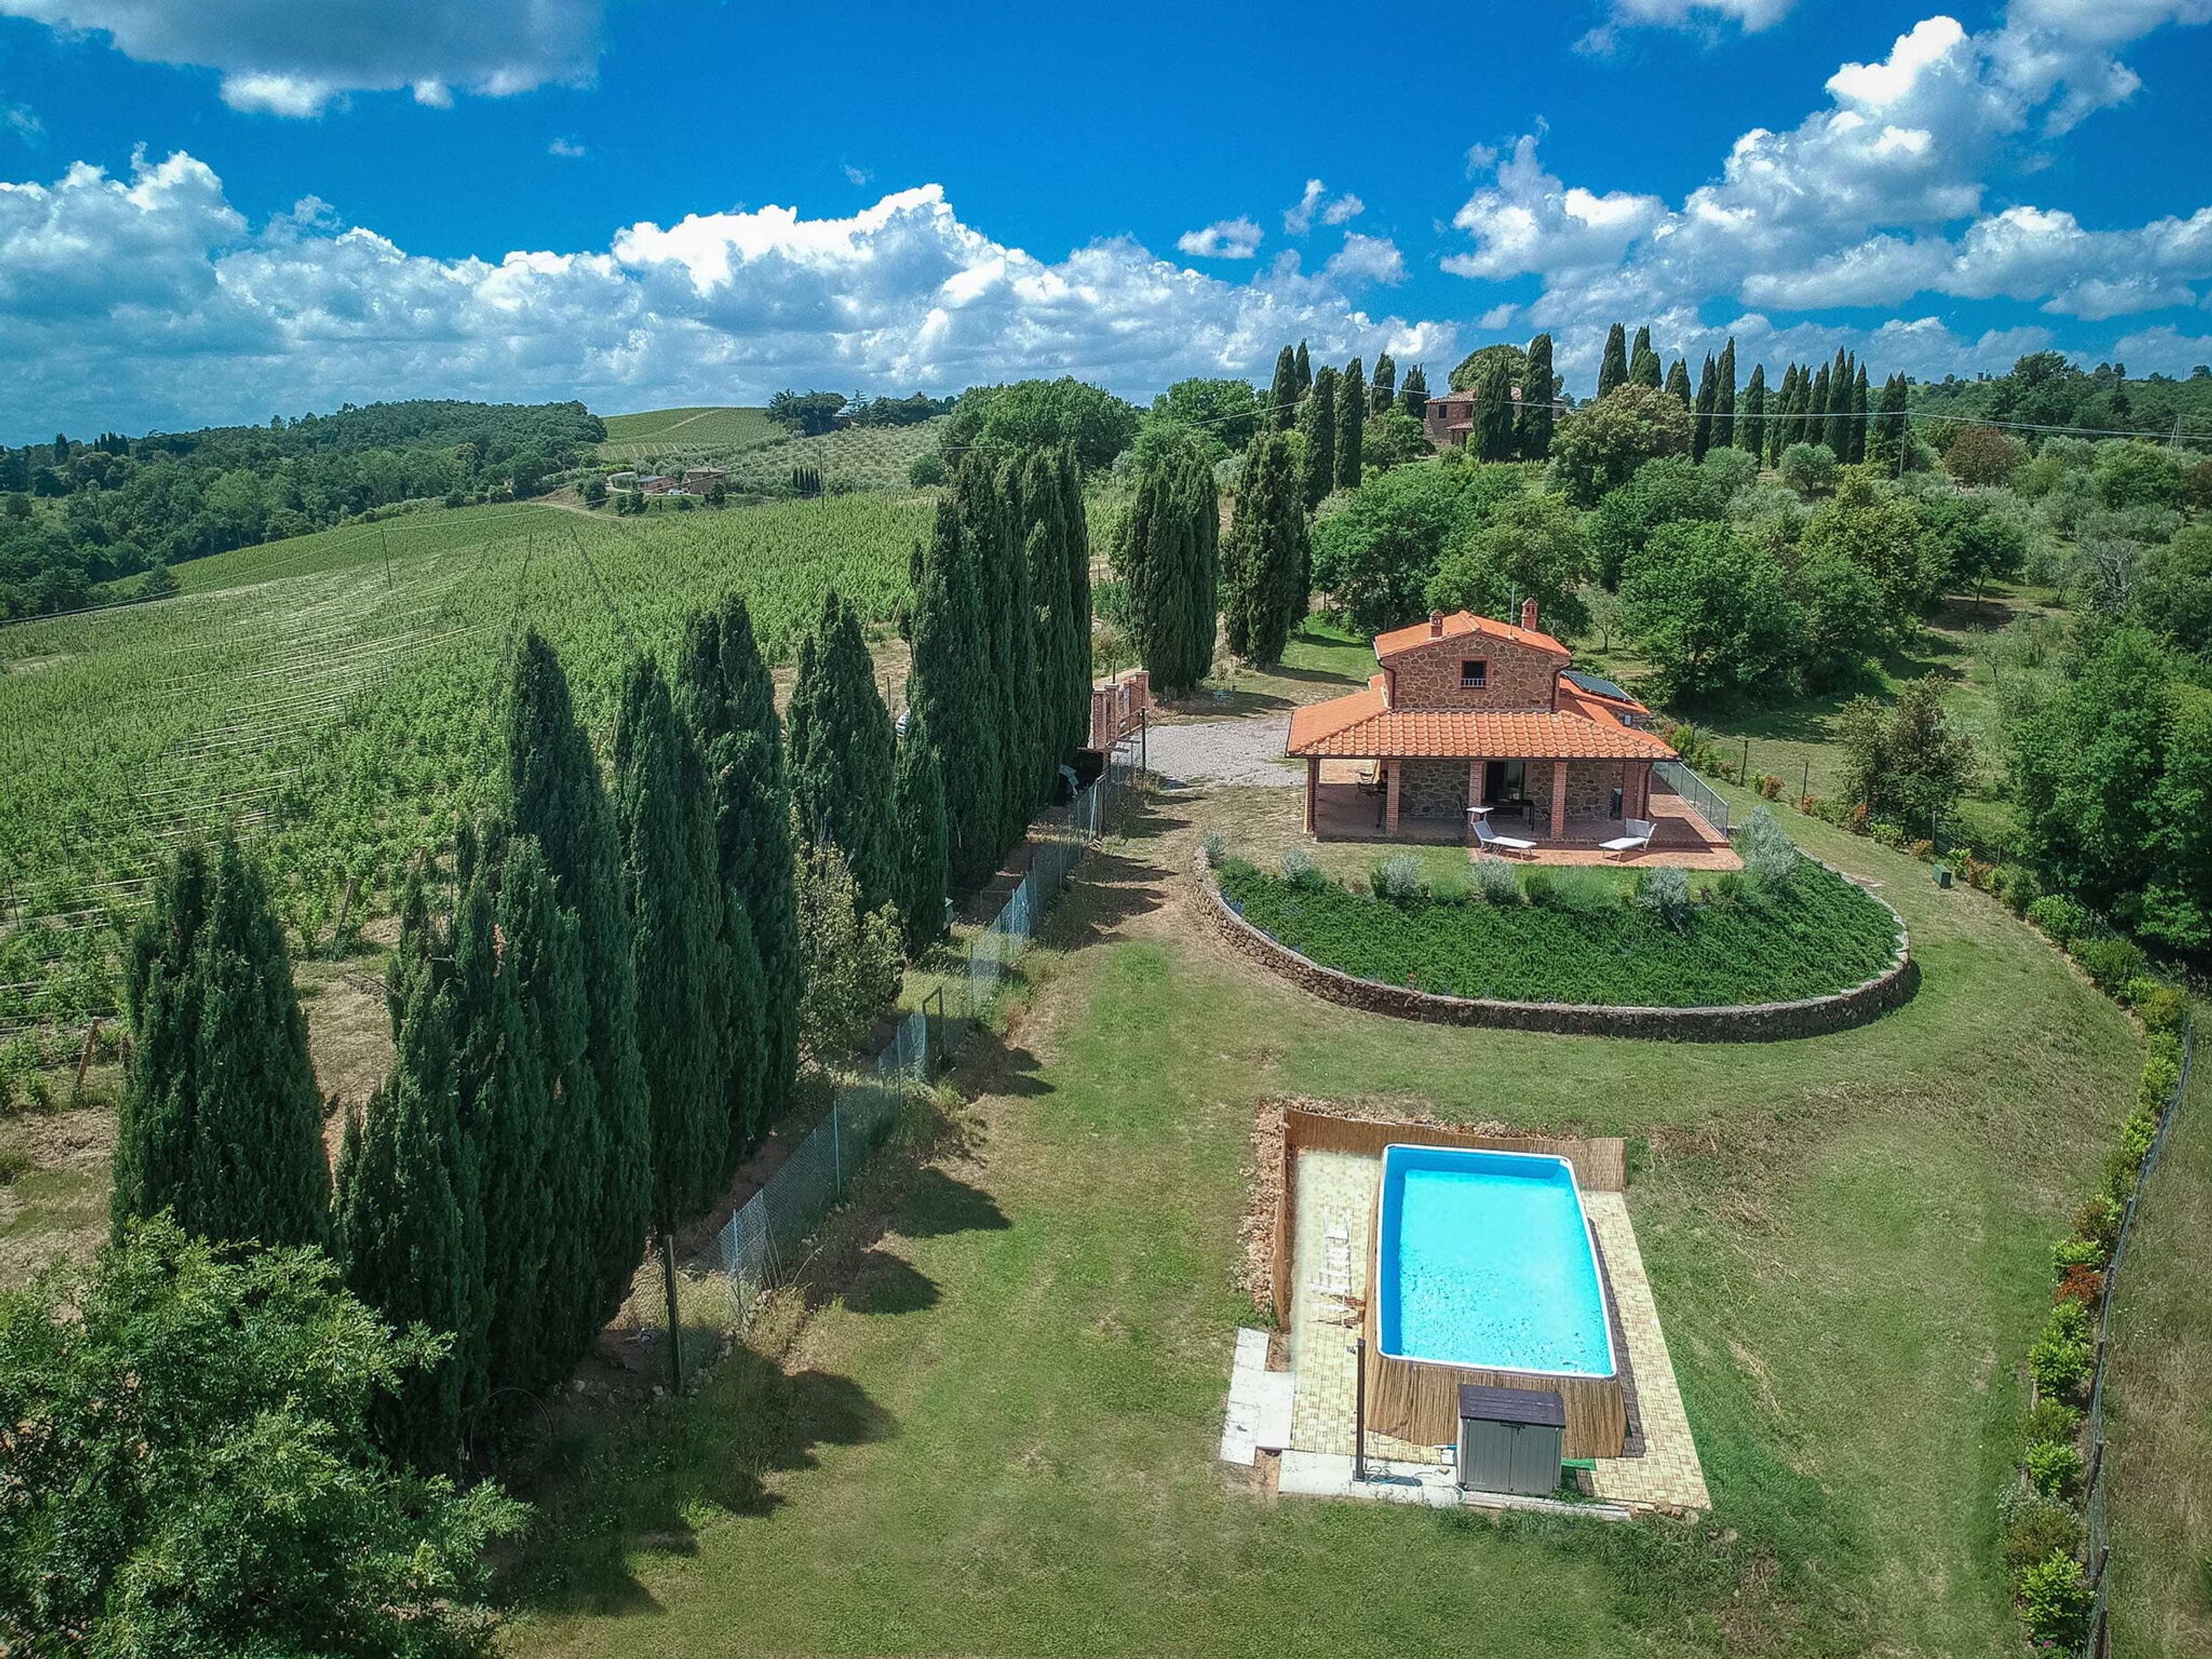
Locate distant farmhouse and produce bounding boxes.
[607,466,728,498]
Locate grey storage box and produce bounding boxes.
[1455,1385,1565,1495]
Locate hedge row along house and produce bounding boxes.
[1284,603,1727,858]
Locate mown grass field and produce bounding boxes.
[2105,1020,2212,1656]
[498,605,2144,1657]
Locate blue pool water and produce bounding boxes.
[1375,1146,1615,1379]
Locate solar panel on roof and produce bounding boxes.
[1563,669,1633,703]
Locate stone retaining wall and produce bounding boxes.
[1195,852,1916,1042]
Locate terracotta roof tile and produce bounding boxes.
[1286,706,1676,761]
[1372,608,1568,661]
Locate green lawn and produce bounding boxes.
[501,785,2138,1658]
[2104,1011,2212,1658]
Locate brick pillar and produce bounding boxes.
[1632,761,1652,820]
[1466,757,1483,841]
[1385,761,1402,835]
[1550,757,1569,840]
[1304,757,1319,835]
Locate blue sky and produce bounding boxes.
[3,0,2212,438]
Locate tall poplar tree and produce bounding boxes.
[615,655,728,1229]
[674,593,794,1161]
[113,837,329,1251]
[1121,442,1218,695]
[1691,355,1718,459]
[1742,363,1768,462]
[1518,333,1557,459]
[1222,428,1310,667]
[1268,346,1299,428]
[1336,358,1366,487]
[1399,363,1428,419]
[1714,338,1738,450]
[1370,352,1397,415]
[893,704,950,956]
[786,591,900,917]
[1298,366,1338,509]
[504,630,647,1327]
[1597,324,1628,397]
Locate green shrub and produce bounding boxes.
[1998,1489,2084,1582]
[1635,866,1693,927]
[1711,871,1744,902]
[2074,935,2149,994]
[2021,1397,2082,1450]
[1200,831,1226,867]
[0,1145,28,1184]
[2016,1551,2093,1648]
[2071,1196,2121,1253]
[1468,858,1521,905]
[1991,863,2039,912]
[907,452,947,487]
[1520,869,1559,908]
[1280,848,1320,886]
[2024,1439,2084,1500]
[2027,894,2087,945]
[2051,1235,2107,1274]
[2134,983,2188,1034]
[1371,854,1425,903]
[1736,806,1801,883]
[2030,1304,2095,1399]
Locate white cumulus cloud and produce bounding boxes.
[0,0,606,115]
[1176,217,1263,259]
[1284,178,1363,235]
[0,152,1462,438]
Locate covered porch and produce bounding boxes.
[1301,757,1737,868]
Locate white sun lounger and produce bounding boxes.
[1474,818,1536,855]
[1600,817,1658,859]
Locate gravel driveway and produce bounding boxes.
[1142,717,1304,787]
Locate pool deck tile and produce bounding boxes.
[1284,1147,1711,1514]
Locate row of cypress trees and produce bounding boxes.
[114,602,804,1472]
[1118,439,1220,697]
[1222,428,1311,668]
[1595,324,1888,465]
[908,445,1092,890]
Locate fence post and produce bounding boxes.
[831,1099,843,1194]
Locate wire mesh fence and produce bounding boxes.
[1652,758,1732,838]
[717,742,1137,1315]
[2082,1013,2194,1659]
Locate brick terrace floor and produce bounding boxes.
[1309,782,1742,871]
[1286,1148,1711,1513]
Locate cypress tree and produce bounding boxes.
[1823,352,1853,454]
[504,630,647,1327]
[1475,355,1516,461]
[1518,333,1557,459]
[1691,354,1718,460]
[1057,444,1093,761]
[893,704,950,956]
[1848,364,1871,463]
[975,455,1040,852]
[1809,361,1833,446]
[786,591,900,916]
[1630,327,1661,387]
[1268,346,1299,429]
[1298,366,1338,509]
[113,837,329,1251]
[673,594,792,1162]
[1399,363,1428,420]
[1293,340,1311,397]
[1222,428,1310,667]
[1122,442,1218,696]
[1020,449,1073,799]
[1715,338,1737,449]
[910,467,1002,887]
[1665,358,1693,408]
[615,655,728,1229]
[1871,372,1910,466]
[335,976,484,1474]
[1370,352,1396,415]
[1597,324,1628,397]
[1742,364,1768,464]
[1775,364,1804,464]
[1336,358,1365,488]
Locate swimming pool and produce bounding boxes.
[1375,1144,1617,1380]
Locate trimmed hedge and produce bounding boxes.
[1213,857,1897,1007]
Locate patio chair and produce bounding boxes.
[1473,818,1536,857]
[1599,817,1657,860]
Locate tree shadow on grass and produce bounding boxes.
[505,1343,894,1619]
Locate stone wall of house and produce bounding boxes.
[1399,759,1469,818]
[1387,633,1558,711]
[1194,851,1916,1042]
[1568,759,1627,821]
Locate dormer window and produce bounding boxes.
[1461,659,1487,689]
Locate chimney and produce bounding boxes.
[1428,609,1444,638]
[1521,597,1540,633]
